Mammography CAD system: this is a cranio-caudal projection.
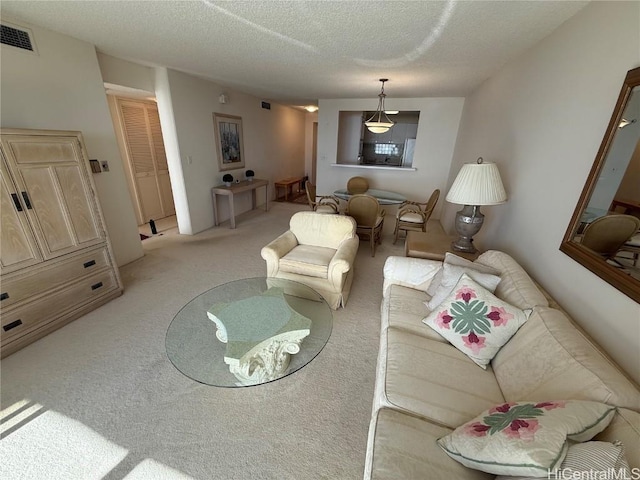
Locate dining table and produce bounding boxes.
[333,188,407,205]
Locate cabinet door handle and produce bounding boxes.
[3,319,22,332]
[0,292,9,301]
[83,260,96,268]
[91,282,103,290]
[10,193,23,212]
[21,191,33,210]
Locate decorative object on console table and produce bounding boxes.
[446,157,507,254]
[213,112,245,171]
[222,174,233,187]
[245,169,255,181]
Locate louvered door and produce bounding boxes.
[118,99,175,224]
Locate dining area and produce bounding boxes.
[304,176,441,257]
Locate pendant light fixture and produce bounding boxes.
[365,79,395,134]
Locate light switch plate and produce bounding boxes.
[100,161,110,172]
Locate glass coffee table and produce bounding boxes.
[166,277,332,387]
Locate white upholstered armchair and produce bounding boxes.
[261,211,359,309]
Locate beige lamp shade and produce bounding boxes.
[446,160,507,206]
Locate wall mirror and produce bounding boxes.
[560,66,640,303]
[336,111,420,168]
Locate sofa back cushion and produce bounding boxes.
[493,306,640,411]
[290,211,356,249]
[475,250,548,310]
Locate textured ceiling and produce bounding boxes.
[1,1,588,107]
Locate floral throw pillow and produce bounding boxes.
[422,273,530,368]
[437,400,617,477]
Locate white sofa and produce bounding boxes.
[364,251,640,479]
[261,211,359,309]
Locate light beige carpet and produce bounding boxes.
[0,202,406,480]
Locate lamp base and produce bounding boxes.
[451,205,484,254]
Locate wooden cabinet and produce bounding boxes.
[0,129,123,357]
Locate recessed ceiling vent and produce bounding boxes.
[1,23,35,52]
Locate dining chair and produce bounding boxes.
[347,176,369,194]
[392,189,440,244]
[581,214,640,265]
[305,181,340,214]
[346,194,385,257]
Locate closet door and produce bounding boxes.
[0,134,103,261]
[0,154,42,274]
[148,106,175,216]
[118,99,174,223]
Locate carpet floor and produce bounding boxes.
[0,201,406,480]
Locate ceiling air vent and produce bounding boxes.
[1,23,35,52]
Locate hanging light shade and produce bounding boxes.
[364,79,395,134]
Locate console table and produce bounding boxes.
[211,178,269,229]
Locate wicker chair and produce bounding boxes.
[347,176,369,194]
[305,181,340,214]
[346,194,385,257]
[393,189,440,244]
[581,214,640,264]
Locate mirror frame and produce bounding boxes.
[560,66,640,303]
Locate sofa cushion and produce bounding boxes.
[423,274,530,369]
[493,306,640,411]
[475,250,548,310]
[367,408,494,480]
[279,245,336,278]
[384,284,447,342]
[437,400,616,477]
[384,327,505,428]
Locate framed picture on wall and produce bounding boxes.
[213,113,245,171]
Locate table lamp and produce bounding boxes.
[446,157,507,253]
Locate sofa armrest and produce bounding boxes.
[327,236,360,287]
[382,256,442,298]
[261,231,298,276]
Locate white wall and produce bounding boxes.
[97,52,154,93]
[158,69,306,234]
[317,97,465,222]
[304,112,318,181]
[442,1,640,382]
[0,18,143,267]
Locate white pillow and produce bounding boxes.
[423,274,529,368]
[495,441,631,479]
[426,253,500,304]
[437,400,617,477]
[426,262,502,310]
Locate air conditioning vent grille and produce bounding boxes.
[1,24,34,51]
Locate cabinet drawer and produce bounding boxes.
[1,269,118,343]
[0,246,110,308]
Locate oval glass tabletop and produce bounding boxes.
[166,277,332,387]
[333,188,407,205]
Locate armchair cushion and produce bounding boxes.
[280,245,337,278]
